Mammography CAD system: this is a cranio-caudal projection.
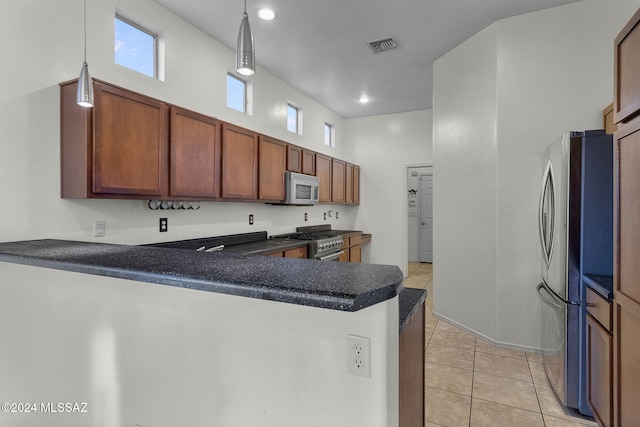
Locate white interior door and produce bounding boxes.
[419,173,433,263]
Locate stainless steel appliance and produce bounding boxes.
[272,225,344,261]
[282,172,319,205]
[536,130,613,416]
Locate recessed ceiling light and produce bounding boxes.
[358,95,371,104]
[257,8,276,21]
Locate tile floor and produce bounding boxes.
[405,262,598,427]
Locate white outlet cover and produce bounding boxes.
[347,334,371,378]
[94,221,105,237]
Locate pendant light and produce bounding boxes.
[235,0,255,76]
[77,0,94,107]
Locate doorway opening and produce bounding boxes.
[407,165,433,263]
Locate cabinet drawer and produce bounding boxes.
[586,286,612,332]
[284,246,308,259]
[348,235,361,247]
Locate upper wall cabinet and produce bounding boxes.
[614,8,640,124]
[169,106,221,198]
[302,149,316,176]
[331,159,346,204]
[61,80,168,198]
[221,123,258,200]
[259,135,287,202]
[316,153,332,203]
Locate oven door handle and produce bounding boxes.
[317,251,344,261]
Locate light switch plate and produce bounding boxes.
[94,221,105,237]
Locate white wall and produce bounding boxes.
[433,0,640,350]
[345,110,433,275]
[0,0,356,245]
[0,262,399,427]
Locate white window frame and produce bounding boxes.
[114,12,162,80]
[287,102,303,135]
[324,122,335,148]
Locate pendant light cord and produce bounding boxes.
[244,0,247,14]
[83,0,87,62]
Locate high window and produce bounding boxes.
[324,123,335,147]
[227,74,247,113]
[287,103,302,134]
[114,16,157,78]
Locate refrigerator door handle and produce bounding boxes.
[537,281,564,311]
[539,160,556,269]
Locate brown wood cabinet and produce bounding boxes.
[346,163,354,203]
[586,287,613,427]
[221,123,258,200]
[331,159,346,203]
[265,246,308,258]
[258,136,287,202]
[302,149,316,175]
[613,12,640,425]
[286,145,302,173]
[603,103,618,135]
[340,232,362,263]
[169,106,221,198]
[399,296,425,427]
[316,153,332,203]
[614,7,640,124]
[61,80,168,198]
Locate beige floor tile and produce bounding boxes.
[528,361,549,385]
[425,362,473,396]
[426,343,475,371]
[426,423,446,427]
[425,326,435,346]
[526,351,545,363]
[435,320,468,335]
[470,398,544,427]
[429,329,476,351]
[474,352,532,382]
[543,414,598,427]
[475,339,526,360]
[472,371,540,412]
[425,387,471,427]
[535,383,583,421]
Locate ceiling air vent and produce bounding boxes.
[368,37,398,53]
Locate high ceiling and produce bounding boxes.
[154,0,582,118]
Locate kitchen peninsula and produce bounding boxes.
[0,239,403,427]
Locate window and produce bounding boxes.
[324,123,335,147]
[227,74,247,113]
[287,103,302,134]
[115,16,157,78]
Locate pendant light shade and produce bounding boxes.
[77,0,94,107]
[77,61,94,107]
[236,0,255,76]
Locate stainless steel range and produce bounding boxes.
[272,225,344,261]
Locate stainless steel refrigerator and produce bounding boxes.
[536,130,613,416]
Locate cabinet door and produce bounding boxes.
[287,145,302,173]
[93,82,167,196]
[302,149,316,175]
[169,107,220,198]
[338,250,349,262]
[259,136,287,201]
[331,158,346,203]
[349,246,362,263]
[353,165,360,204]
[346,163,354,203]
[615,8,640,123]
[587,314,612,427]
[316,153,332,203]
[221,123,258,200]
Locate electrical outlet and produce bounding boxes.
[159,218,168,232]
[94,221,105,237]
[336,211,339,219]
[304,212,308,221]
[324,212,327,220]
[347,334,371,378]
[249,214,254,225]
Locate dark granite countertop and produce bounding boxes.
[399,288,427,333]
[0,239,403,312]
[583,274,613,300]
[146,231,308,256]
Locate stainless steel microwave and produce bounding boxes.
[285,171,319,205]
